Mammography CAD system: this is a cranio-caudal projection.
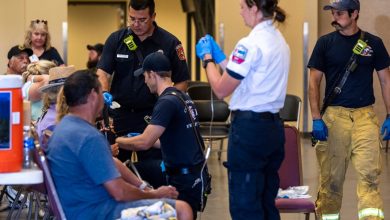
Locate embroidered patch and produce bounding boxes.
[232,45,248,64]
[361,45,373,57]
[176,44,186,61]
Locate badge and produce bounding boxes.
[232,45,248,64]
[176,44,186,61]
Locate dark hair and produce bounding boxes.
[347,9,359,20]
[129,0,155,16]
[64,69,101,107]
[246,0,286,23]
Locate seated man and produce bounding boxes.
[116,52,211,219]
[46,69,192,220]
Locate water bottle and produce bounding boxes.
[23,126,34,169]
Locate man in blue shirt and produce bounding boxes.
[47,69,192,220]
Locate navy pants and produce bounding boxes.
[226,111,285,220]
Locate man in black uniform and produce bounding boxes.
[116,52,210,219]
[96,0,189,175]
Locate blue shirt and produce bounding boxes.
[47,115,120,220]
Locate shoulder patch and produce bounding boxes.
[232,45,248,64]
[176,44,186,61]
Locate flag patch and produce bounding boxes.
[232,45,248,64]
[176,44,186,61]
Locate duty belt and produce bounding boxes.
[231,110,280,121]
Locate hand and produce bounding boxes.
[196,36,212,60]
[153,186,178,199]
[103,92,113,106]
[111,143,119,157]
[381,117,390,140]
[312,119,328,141]
[206,34,226,64]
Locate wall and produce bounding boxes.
[0,0,67,73]
[68,3,125,69]
[318,0,390,126]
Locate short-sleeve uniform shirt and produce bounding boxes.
[226,20,290,113]
[98,23,190,110]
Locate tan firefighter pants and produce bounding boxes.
[315,106,383,220]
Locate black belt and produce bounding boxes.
[231,110,280,121]
[165,163,204,176]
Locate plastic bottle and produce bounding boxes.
[23,126,34,169]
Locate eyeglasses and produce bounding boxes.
[129,16,149,25]
[31,19,48,25]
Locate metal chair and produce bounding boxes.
[279,94,302,130]
[276,125,317,220]
[193,100,230,160]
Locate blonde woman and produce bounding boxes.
[22,60,57,121]
[24,19,64,66]
[36,66,76,147]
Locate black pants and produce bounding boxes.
[166,170,210,219]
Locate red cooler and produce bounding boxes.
[0,75,23,172]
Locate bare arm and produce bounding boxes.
[203,54,240,99]
[104,178,178,202]
[113,157,142,187]
[173,80,188,92]
[96,68,110,92]
[377,67,390,114]
[308,68,324,119]
[28,75,49,101]
[116,125,165,151]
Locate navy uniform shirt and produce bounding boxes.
[150,87,205,168]
[98,23,190,111]
[308,30,390,108]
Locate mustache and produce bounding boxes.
[331,21,342,29]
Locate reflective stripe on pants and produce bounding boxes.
[358,208,384,219]
[315,106,383,218]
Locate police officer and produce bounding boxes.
[96,0,190,173]
[196,0,290,219]
[308,0,390,219]
[116,52,209,219]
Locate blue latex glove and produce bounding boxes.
[196,36,212,60]
[312,119,328,141]
[206,34,226,64]
[381,117,390,140]
[103,92,113,106]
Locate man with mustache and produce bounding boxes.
[308,0,390,219]
[4,45,32,75]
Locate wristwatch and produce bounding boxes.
[202,58,215,69]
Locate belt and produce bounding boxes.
[165,163,204,176]
[231,110,280,120]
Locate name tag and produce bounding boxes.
[116,54,128,59]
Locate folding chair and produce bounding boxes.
[30,127,67,220]
[276,125,317,220]
[193,99,230,160]
[279,94,302,130]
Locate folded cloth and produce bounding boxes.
[277,186,311,199]
[120,201,176,220]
